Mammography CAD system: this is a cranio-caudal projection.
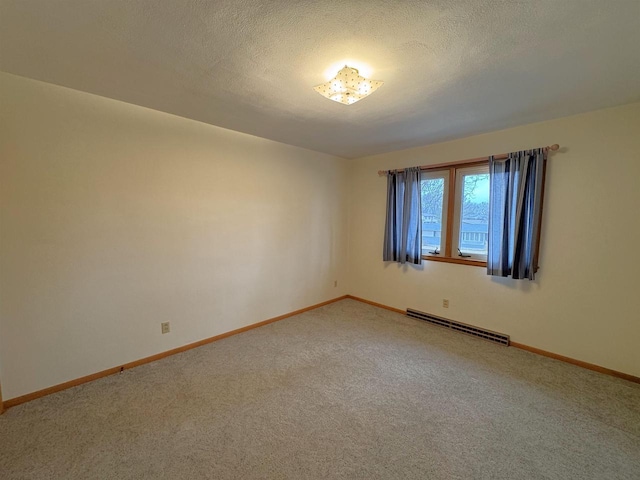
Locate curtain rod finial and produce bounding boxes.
[548,144,560,151]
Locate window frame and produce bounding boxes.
[420,160,489,268]
[451,164,490,262]
[420,170,449,258]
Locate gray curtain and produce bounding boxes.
[487,149,545,280]
[383,167,422,264]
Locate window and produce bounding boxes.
[453,166,490,261]
[421,162,489,266]
[420,171,448,256]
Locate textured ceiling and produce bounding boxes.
[1,0,639,158]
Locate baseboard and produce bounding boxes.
[2,295,348,411]
[345,295,405,315]
[5,293,637,412]
[346,295,640,385]
[510,342,640,384]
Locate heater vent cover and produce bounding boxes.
[406,308,510,346]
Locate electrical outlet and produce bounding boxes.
[443,299,449,308]
[334,280,338,287]
[161,322,170,334]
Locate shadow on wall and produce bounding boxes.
[383,262,426,273]
[489,275,539,292]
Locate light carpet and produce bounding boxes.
[1,299,639,479]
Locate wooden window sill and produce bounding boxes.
[422,255,487,268]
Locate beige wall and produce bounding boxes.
[2,71,639,402]
[0,73,349,400]
[348,102,640,377]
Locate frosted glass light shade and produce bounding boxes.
[313,66,383,105]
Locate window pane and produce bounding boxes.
[421,177,445,254]
[459,173,489,255]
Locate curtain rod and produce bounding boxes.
[377,144,560,176]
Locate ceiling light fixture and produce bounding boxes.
[313,66,383,105]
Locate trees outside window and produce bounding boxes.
[421,163,489,265]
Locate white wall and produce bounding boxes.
[348,102,640,377]
[0,73,349,400]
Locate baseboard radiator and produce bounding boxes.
[406,308,510,346]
